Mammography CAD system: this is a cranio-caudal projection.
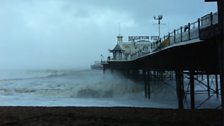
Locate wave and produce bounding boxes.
[0,70,175,99]
[24,80,144,99]
[0,70,84,82]
[0,70,144,100]
[44,70,67,78]
[31,69,96,79]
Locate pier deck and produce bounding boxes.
[103,11,223,110]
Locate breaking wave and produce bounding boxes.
[0,70,144,99]
[0,69,186,108]
[0,70,81,81]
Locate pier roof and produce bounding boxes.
[110,41,151,54]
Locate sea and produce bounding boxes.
[0,69,220,108]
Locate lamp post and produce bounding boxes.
[154,15,163,38]
[101,54,103,63]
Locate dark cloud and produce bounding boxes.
[0,0,217,70]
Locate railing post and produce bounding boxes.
[210,12,213,26]
[168,32,170,45]
[198,18,201,38]
[180,26,183,42]
[198,18,201,29]
[188,23,191,40]
[174,29,176,43]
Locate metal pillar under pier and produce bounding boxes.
[207,74,211,97]
[143,70,148,98]
[190,70,195,109]
[110,68,114,74]
[217,1,224,125]
[103,67,106,74]
[215,74,219,98]
[175,70,184,109]
[143,70,151,99]
[147,70,151,99]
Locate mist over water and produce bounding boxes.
[0,69,219,108]
[0,69,178,108]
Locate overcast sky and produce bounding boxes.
[0,0,217,70]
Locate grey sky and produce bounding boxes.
[0,0,217,70]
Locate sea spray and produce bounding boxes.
[0,69,218,108]
[0,69,156,107]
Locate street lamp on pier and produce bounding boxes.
[154,15,163,38]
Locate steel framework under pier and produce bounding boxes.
[102,0,224,124]
[103,10,223,110]
[104,35,222,107]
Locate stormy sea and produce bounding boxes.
[0,69,220,108]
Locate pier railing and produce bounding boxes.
[134,12,218,60]
[109,12,218,62]
[168,12,217,44]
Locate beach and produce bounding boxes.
[0,107,221,126]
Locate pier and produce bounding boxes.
[103,1,224,110]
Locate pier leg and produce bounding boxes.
[147,70,151,99]
[110,68,114,74]
[207,75,211,97]
[175,70,184,109]
[215,74,219,98]
[136,69,141,81]
[103,67,105,74]
[126,69,130,77]
[143,70,148,98]
[190,70,195,109]
[169,71,174,80]
[217,1,224,125]
[133,70,137,78]
[157,71,159,80]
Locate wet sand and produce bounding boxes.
[0,107,221,126]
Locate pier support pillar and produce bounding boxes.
[126,69,130,77]
[110,68,114,74]
[215,74,219,98]
[190,70,195,109]
[207,75,211,97]
[217,10,224,124]
[217,0,224,125]
[147,70,151,99]
[175,70,184,109]
[143,70,151,99]
[103,67,106,74]
[143,70,148,98]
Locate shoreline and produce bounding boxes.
[0,106,221,126]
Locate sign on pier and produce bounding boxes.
[128,36,150,42]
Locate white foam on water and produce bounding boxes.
[0,69,220,108]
